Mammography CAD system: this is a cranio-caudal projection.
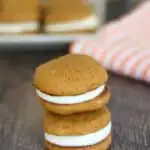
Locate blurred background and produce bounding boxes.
[0,0,145,51]
[93,0,144,24]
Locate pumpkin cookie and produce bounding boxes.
[0,0,39,34]
[34,54,109,114]
[44,107,111,148]
[43,0,98,34]
[34,54,108,96]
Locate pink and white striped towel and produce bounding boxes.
[70,1,150,82]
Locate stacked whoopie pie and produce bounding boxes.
[34,54,112,150]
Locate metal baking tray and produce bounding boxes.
[0,34,96,45]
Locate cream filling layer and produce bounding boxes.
[36,84,105,104]
[45,15,99,32]
[45,121,111,147]
[0,21,38,33]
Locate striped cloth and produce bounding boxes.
[70,1,150,82]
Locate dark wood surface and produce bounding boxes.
[0,50,150,150]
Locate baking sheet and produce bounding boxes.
[0,34,96,44]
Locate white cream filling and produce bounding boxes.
[45,121,111,147]
[45,15,99,32]
[0,21,38,33]
[36,84,105,104]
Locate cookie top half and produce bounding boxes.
[34,54,108,96]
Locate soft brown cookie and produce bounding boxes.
[43,0,99,34]
[0,0,39,21]
[34,54,108,96]
[40,87,110,115]
[45,134,111,150]
[0,0,39,34]
[44,0,94,24]
[44,107,110,135]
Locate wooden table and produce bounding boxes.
[0,50,149,150]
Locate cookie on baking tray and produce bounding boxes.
[0,0,39,34]
[43,0,99,34]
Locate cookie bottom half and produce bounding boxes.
[45,134,111,150]
[44,28,97,34]
[40,87,110,115]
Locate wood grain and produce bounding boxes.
[0,50,149,150]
